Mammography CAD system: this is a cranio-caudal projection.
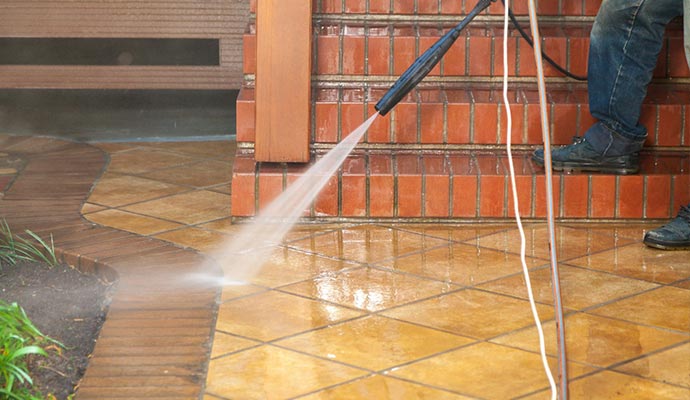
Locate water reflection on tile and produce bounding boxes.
[276,315,474,371]
[474,225,635,261]
[288,225,450,263]
[382,289,554,339]
[492,313,688,367]
[299,375,475,400]
[206,346,367,400]
[210,331,259,359]
[215,291,364,341]
[380,242,544,286]
[123,190,231,225]
[478,265,659,310]
[615,342,690,388]
[281,267,454,311]
[568,244,690,284]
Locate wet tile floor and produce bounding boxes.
[38,141,690,398]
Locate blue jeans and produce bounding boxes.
[585,0,683,151]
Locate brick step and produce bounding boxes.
[230,149,689,220]
[251,0,604,17]
[242,21,689,80]
[235,84,690,147]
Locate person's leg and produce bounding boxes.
[533,0,683,173]
[644,204,690,249]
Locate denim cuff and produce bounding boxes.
[584,121,646,155]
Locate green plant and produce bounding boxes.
[0,301,60,400]
[0,220,57,268]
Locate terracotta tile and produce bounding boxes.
[123,190,231,225]
[397,171,423,217]
[552,103,580,145]
[443,34,466,76]
[391,342,585,399]
[366,104,392,142]
[537,0,560,15]
[424,175,450,217]
[530,370,690,399]
[584,0,602,15]
[107,148,198,175]
[81,203,106,214]
[669,36,690,78]
[615,342,690,388]
[568,37,589,78]
[230,173,256,217]
[590,286,690,332]
[618,175,644,218]
[519,40,537,79]
[475,225,635,261]
[393,224,512,242]
[493,36,518,77]
[216,291,363,341]
[341,171,366,217]
[320,0,341,13]
[452,175,478,217]
[367,35,390,75]
[257,170,283,212]
[441,0,462,14]
[87,173,188,208]
[205,346,366,399]
[277,315,473,371]
[495,312,688,371]
[210,332,259,359]
[155,227,227,252]
[243,34,256,74]
[369,175,394,217]
[568,244,690,285]
[236,94,256,142]
[673,173,690,211]
[140,160,232,188]
[299,375,474,400]
[86,209,182,236]
[507,174,533,218]
[383,289,553,339]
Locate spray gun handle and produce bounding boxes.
[375,0,495,116]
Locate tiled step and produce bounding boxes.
[230,149,690,220]
[236,85,690,147]
[242,21,689,80]
[251,0,604,17]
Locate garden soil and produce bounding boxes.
[0,261,113,399]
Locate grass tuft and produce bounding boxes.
[0,220,57,268]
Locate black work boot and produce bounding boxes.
[643,205,690,250]
[532,122,645,174]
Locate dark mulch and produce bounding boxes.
[0,261,114,399]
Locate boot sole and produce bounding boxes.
[643,237,690,250]
[531,156,639,175]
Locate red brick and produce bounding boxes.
[669,37,690,78]
[231,163,256,217]
[446,100,471,144]
[499,100,525,144]
[424,156,450,217]
[452,175,478,217]
[493,35,518,77]
[584,0,602,16]
[552,103,579,145]
[507,175,533,218]
[314,176,338,216]
[535,174,561,218]
[243,34,256,74]
[235,89,255,143]
[443,33,466,76]
[367,35,391,75]
[617,175,644,218]
[320,0,341,13]
[562,175,589,218]
[258,166,284,212]
[468,35,492,76]
[542,37,568,77]
[568,37,589,78]
[369,0,390,13]
[417,0,439,14]
[343,35,365,75]
[672,174,690,212]
[537,0,560,15]
[393,0,415,14]
[315,102,339,143]
[344,0,366,13]
[393,35,416,75]
[420,91,445,143]
[645,175,672,219]
[473,102,499,144]
[562,0,583,16]
[590,175,616,218]
[341,102,366,139]
[479,175,506,218]
[393,102,418,143]
[656,104,683,146]
[397,154,423,217]
[441,0,462,14]
[317,35,340,74]
[367,101,391,143]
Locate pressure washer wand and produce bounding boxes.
[375,0,495,116]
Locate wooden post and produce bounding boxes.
[255,0,312,162]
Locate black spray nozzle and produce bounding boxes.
[375,0,494,116]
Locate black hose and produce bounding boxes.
[503,0,587,81]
